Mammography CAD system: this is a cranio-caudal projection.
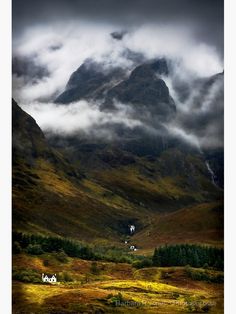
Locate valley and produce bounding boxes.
[12,55,224,313]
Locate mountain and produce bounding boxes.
[102,59,176,121]
[13,90,223,248]
[52,57,223,182]
[56,58,176,121]
[55,59,127,104]
[12,53,224,252]
[12,98,81,181]
[12,99,151,243]
[12,100,94,237]
[54,58,185,159]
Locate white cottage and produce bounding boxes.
[42,273,57,283]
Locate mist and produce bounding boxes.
[13,17,223,151]
[21,100,143,140]
[13,22,223,103]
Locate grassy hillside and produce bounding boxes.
[13,99,223,250]
[13,253,223,313]
[13,155,223,249]
[132,201,223,254]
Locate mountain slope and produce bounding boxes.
[13,58,223,249]
[132,201,223,253]
[12,99,147,242]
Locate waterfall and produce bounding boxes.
[205,161,217,187]
[129,225,135,234]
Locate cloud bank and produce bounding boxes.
[21,100,143,140]
[13,22,223,103]
[13,20,223,151]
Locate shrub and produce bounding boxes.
[26,244,44,255]
[81,273,92,284]
[185,296,212,313]
[90,261,100,275]
[58,271,74,282]
[185,267,224,283]
[13,268,41,283]
[52,249,69,263]
[107,293,124,306]
[172,292,180,299]
[43,259,50,267]
[132,258,153,269]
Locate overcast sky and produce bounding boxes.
[12,0,224,150]
[13,0,223,55]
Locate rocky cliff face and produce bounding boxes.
[56,58,176,121]
[55,59,127,104]
[102,59,176,121]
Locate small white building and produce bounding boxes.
[42,273,57,283]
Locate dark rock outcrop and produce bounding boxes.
[55,59,126,104]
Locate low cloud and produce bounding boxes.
[164,73,224,149]
[14,21,223,151]
[21,100,143,140]
[20,71,223,150]
[13,22,223,104]
[123,25,222,77]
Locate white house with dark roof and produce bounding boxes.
[42,273,57,283]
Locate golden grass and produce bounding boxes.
[13,254,223,314]
[36,159,78,197]
[82,178,136,211]
[13,278,220,313]
[23,283,64,305]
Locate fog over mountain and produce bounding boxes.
[12,3,224,311]
[12,0,223,151]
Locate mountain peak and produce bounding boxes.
[55,59,126,104]
[110,30,127,40]
[129,58,168,80]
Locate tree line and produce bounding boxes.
[12,232,136,264]
[13,232,223,270]
[152,244,223,270]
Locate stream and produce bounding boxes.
[205,161,217,187]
